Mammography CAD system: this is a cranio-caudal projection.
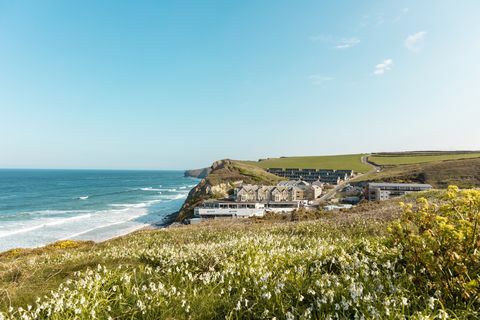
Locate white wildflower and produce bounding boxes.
[262,292,272,300]
[285,311,294,320]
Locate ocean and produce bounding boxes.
[0,169,198,252]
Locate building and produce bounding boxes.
[365,182,432,201]
[194,180,322,219]
[234,180,322,202]
[194,200,301,218]
[267,168,353,185]
[324,204,353,211]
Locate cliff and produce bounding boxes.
[184,167,211,179]
[177,159,284,221]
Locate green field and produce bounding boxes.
[354,156,480,188]
[243,154,371,173]
[369,152,480,166]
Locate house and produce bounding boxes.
[271,186,292,202]
[234,180,323,202]
[257,186,275,202]
[235,185,259,202]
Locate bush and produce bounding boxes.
[389,186,480,307]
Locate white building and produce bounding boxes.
[194,200,301,218]
[366,182,432,201]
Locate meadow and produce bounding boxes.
[1,187,478,319]
[369,152,480,166]
[243,154,371,173]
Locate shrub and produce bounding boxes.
[389,186,480,307]
[46,240,85,250]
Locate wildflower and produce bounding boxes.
[262,292,272,300]
[304,307,312,318]
[438,310,449,319]
[285,311,294,320]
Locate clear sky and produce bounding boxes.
[1,1,479,169]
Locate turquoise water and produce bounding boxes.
[0,169,198,252]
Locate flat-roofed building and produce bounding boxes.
[194,200,301,218]
[266,168,353,185]
[366,182,432,201]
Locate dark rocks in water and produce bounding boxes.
[184,167,211,179]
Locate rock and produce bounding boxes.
[184,167,212,179]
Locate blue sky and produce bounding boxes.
[1,1,479,169]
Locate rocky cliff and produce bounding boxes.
[184,167,211,179]
[177,159,284,221]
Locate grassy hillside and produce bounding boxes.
[177,159,283,221]
[1,189,479,319]
[356,157,480,188]
[369,152,480,166]
[243,154,371,173]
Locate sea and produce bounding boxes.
[0,169,198,252]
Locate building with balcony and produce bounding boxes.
[365,182,432,201]
[194,200,301,218]
[266,168,353,185]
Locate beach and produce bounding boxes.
[0,169,198,252]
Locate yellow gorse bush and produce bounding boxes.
[389,186,480,305]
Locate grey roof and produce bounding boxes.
[277,180,310,187]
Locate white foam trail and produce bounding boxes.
[110,199,162,209]
[164,193,188,200]
[60,213,145,240]
[140,187,163,191]
[0,214,92,239]
[110,202,147,208]
[21,210,88,217]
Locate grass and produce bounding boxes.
[355,157,480,188]
[369,152,480,166]
[2,192,478,319]
[243,154,371,173]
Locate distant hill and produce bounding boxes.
[369,151,480,166]
[356,157,480,188]
[242,154,371,173]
